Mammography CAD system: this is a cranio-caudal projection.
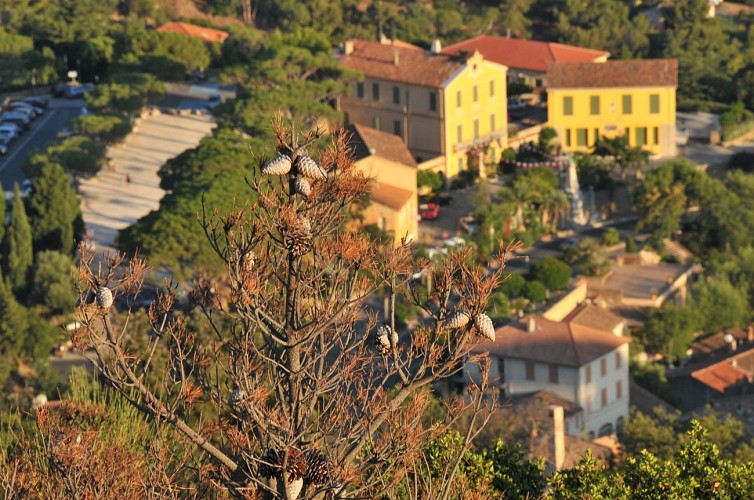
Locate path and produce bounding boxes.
[78,111,216,249]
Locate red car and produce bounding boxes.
[420,203,440,220]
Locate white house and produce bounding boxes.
[468,307,630,438]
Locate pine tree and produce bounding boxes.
[2,184,33,296]
[0,272,29,370]
[26,163,80,254]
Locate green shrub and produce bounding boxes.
[528,257,571,291]
[498,273,526,297]
[601,227,620,246]
[72,114,132,144]
[625,235,638,253]
[522,280,546,302]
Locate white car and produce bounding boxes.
[0,124,21,140]
[443,236,466,248]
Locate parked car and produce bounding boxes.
[207,93,222,108]
[0,135,11,151]
[0,125,20,141]
[420,202,440,220]
[64,83,93,99]
[434,193,454,206]
[5,105,37,121]
[21,97,48,109]
[8,101,44,116]
[51,83,68,97]
[443,236,466,248]
[0,113,30,130]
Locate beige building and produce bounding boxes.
[337,38,508,180]
[347,123,418,244]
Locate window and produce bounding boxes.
[393,120,401,136]
[650,94,660,114]
[473,85,478,103]
[590,95,600,115]
[549,364,559,384]
[585,365,592,384]
[456,90,462,107]
[357,82,364,99]
[473,119,479,139]
[372,83,380,101]
[622,95,632,114]
[565,129,572,147]
[457,125,463,143]
[636,127,647,147]
[392,86,400,104]
[600,358,607,377]
[576,128,587,147]
[490,113,496,131]
[653,127,659,145]
[594,128,599,146]
[624,127,630,142]
[601,388,608,407]
[525,361,535,380]
[563,96,573,116]
[615,351,622,370]
[373,116,381,130]
[616,380,623,399]
[489,80,495,97]
[429,91,437,111]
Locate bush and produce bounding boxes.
[498,273,526,297]
[522,280,546,302]
[417,171,444,192]
[528,257,571,291]
[72,114,132,144]
[601,227,620,246]
[625,235,638,253]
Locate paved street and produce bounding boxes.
[0,98,81,192]
[79,111,216,248]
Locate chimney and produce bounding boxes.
[748,324,754,343]
[393,48,399,66]
[527,317,536,334]
[344,40,354,55]
[430,39,442,54]
[549,405,565,471]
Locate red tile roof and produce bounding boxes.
[474,316,630,367]
[156,22,229,43]
[339,39,466,87]
[442,35,609,74]
[562,304,624,333]
[547,59,678,89]
[346,123,417,167]
[691,347,754,393]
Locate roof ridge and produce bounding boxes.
[566,322,582,366]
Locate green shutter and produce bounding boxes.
[622,95,632,114]
[563,96,573,116]
[590,96,600,115]
[650,94,660,114]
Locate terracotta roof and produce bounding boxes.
[339,39,466,87]
[474,316,630,367]
[547,59,678,89]
[443,36,608,74]
[346,123,417,167]
[691,328,750,358]
[563,303,624,333]
[369,181,414,211]
[691,348,754,393]
[156,22,229,43]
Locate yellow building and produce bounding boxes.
[347,123,418,245]
[547,59,678,157]
[337,39,508,180]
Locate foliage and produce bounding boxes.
[86,72,164,116]
[71,113,131,144]
[720,101,754,141]
[592,135,649,178]
[564,238,609,276]
[2,186,33,296]
[625,235,637,253]
[630,361,680,407]
[497,272,526,298]
[499,167,568,233]
[0,29,58,91]
[638,304,698,362]
[487,290,513,322]
[687,277,748,334]
[488,440,546,498]
[537,127,558,153]
[30,250,77,314]
[120,30,211,75]
[528,257,571,291]
[417,171,444,192]
[24,136,106,181]
[26,162,82,254]
[0,275,29,371]
[522,280,546,303]
[620,407,682,461]
[601,227,620,246]
[547,449,627,499]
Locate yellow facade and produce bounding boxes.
[548,86,677,157]
[339,45,508,181]
[441,52,509,178]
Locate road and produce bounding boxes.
[0,99,82,193]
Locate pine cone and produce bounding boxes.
[262,153,292,175]
[294,177,311,198]
[284,215,312,257]
[374,324,393,355]
[258,449,279,479]
[96,286,113,310]
[474,313,495,342]
[228,388,247,408]
[284,478,304,500]
[445,310,470,329]
[296,154,327,180]
[304,449,334,485]
[258,448,307,482]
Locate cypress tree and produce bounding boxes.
[0,272,28,359]
[2,184,33,296]
[26,163,81,254]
